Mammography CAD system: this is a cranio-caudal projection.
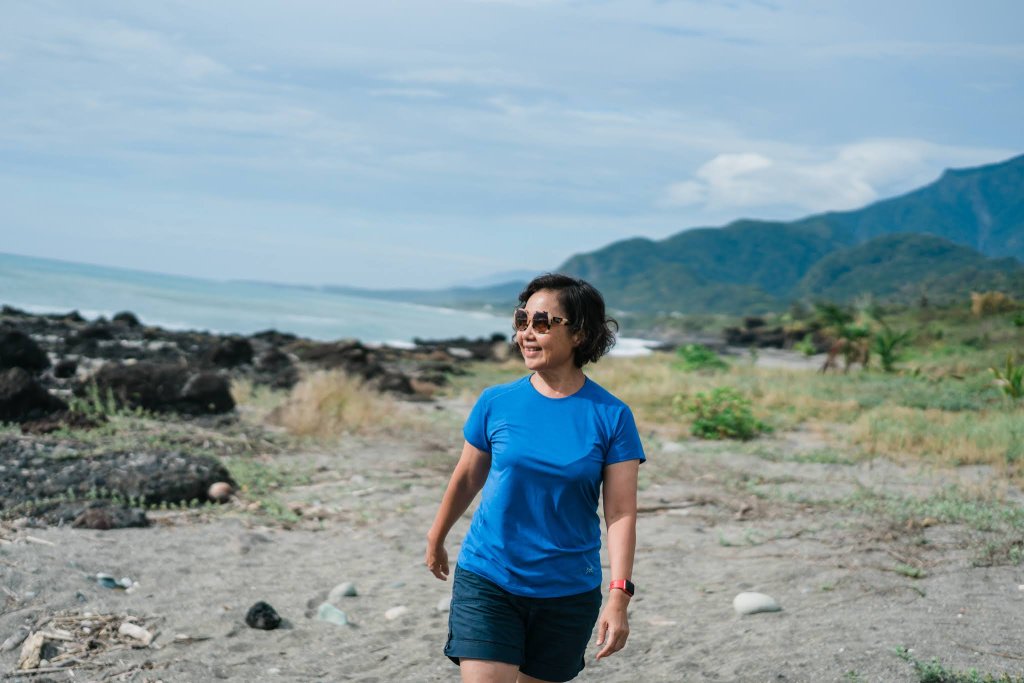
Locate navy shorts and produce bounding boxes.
[445,564,602,682]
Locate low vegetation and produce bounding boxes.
[263,369,423,439]
[680,387,770,440]
[895,646,1024,683]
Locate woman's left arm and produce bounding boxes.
[595,458,640,660]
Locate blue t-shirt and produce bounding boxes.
[458,375,646,598]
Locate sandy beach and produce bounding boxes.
[3,376,1024,683]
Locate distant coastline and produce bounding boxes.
[0,252,660,356]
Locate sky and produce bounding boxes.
[1,0,1022,289]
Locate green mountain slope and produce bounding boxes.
[558,153,1024,313]
[797,233,1024,303]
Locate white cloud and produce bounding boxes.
[662,140,1012,214]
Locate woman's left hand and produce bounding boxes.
[594,593,630,660]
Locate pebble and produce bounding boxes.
[436,595,452,613]
[208,481,233,503]
[245,601,283,630]
[118,622,154,646]
[385,606,409,620]
[732,592,782,615]
[1,628,29,653]
[328,582,358,603]
[316,603,349,626]
[388,581,405,589]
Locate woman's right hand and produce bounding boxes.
[425,540,450,580]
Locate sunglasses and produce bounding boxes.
[513,308,570,334]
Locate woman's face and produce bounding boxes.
[517,289,579,373]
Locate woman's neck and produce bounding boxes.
[530,367,586,398]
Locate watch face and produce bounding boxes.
[625,580,635,595]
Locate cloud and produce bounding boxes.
[662,140,1013,214]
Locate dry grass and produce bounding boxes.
[442,348,1023,477]
[851,406,1024,467]
[267,370,423,439]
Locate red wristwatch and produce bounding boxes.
[609,579,635,597]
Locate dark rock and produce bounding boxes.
[53,358,78,379]
[245,601,282,630]
[1,305,29,317]
[0,329,50,372]
[744,316,766,329]
[412,333,510,361]
[71,502,149,530]
[376,372,414,395]
[40,640,61,661]
[204,338,254,368]
[0,368,68,423]
[20,411,106,435]
[251,329,298,347]
[255,348,291,372]
[178,372,235,414]
[0,440,235,520]
[86,362,187,411]
[75,324,115,341]
[112,311,142,327]
[83,362,233,415]
[46,310,85,323]
[255,349,299,389]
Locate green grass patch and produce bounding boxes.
[849,487,1024,534]
[895,646,1024,683]
[674,344,729,372]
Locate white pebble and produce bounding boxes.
[436,595,452,613]
[732,592,782,615]
[385,606,409,620]
[328,582,358,603]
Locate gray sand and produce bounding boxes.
[3,407,1024,682]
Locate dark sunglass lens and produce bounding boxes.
[532,312,550,334]
[514,309,528,331]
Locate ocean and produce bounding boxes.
[0,253,656,354]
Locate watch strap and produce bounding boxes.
[609,579,635,596]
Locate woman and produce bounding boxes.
[425,273,645,683]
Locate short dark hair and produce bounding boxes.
[517,273,618,368]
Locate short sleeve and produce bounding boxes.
[463,391,492,453]
[605,406,646,466]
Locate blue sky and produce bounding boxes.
[1,0,1021,289]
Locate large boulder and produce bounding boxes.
[83,362,235,415]
[179,372,235,414]
[0,368,67,423]
[0,439,235,526]
[254,348,299,389]
[204,337,254,368]
[0,329,50,372]
[112,311,142,328]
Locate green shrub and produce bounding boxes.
[990,354,1024,399]
[675,344,729,372]
[794,333,817,357]
[872,326,913,373]
[1012,312,1024,328]
[684,387,769,440]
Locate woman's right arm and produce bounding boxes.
[425,440,491,580]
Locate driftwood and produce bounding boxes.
[10,611,154,676]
